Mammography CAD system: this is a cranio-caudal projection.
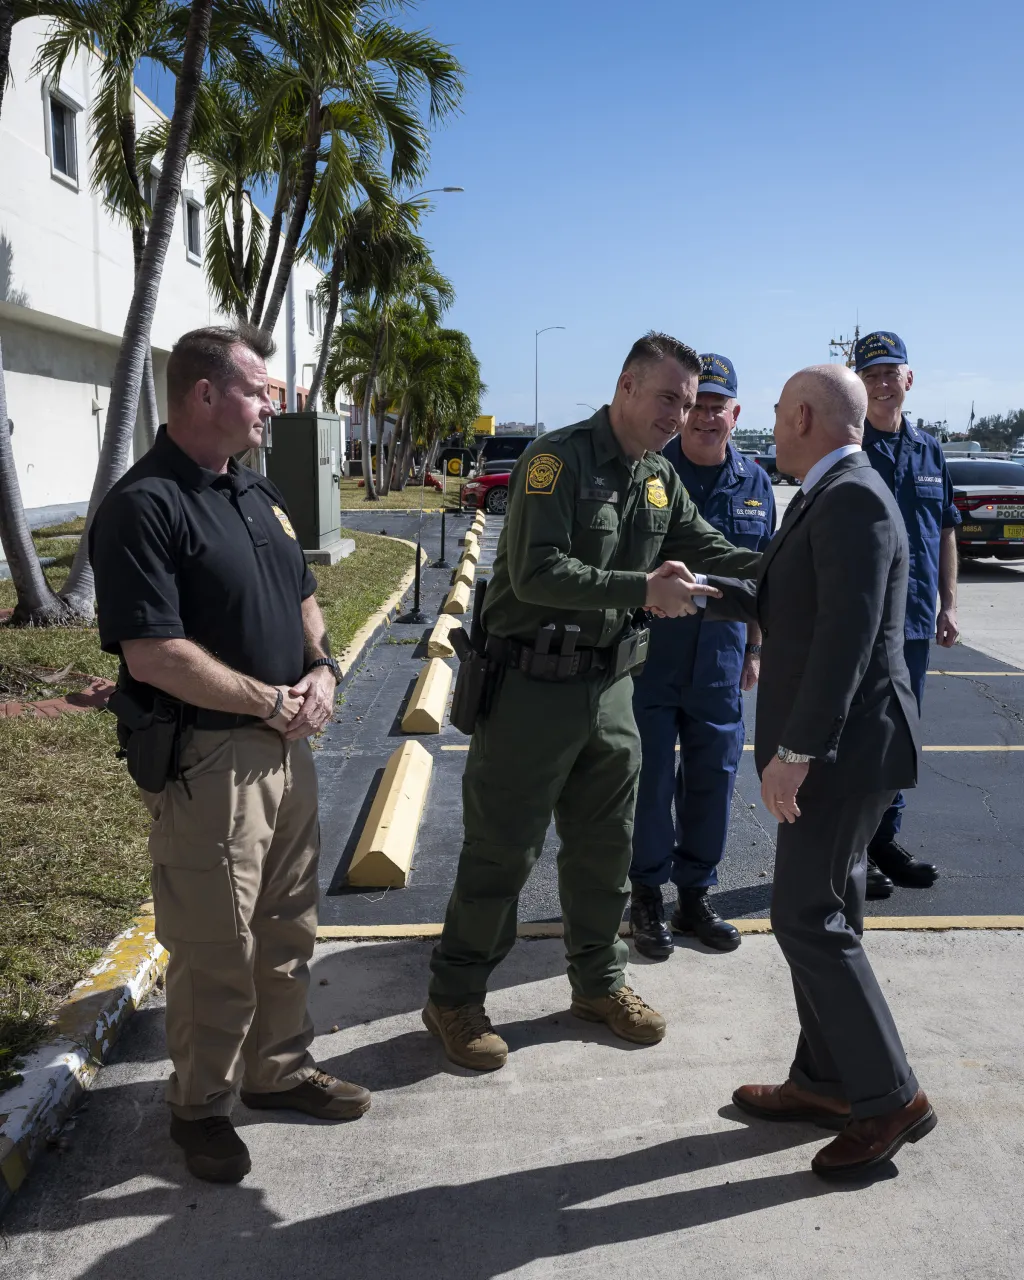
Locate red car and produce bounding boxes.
[461,469,511,515]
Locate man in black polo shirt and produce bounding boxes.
[91,325,369,1185]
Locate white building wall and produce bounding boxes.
[0,18,326,512]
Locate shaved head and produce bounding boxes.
[773,364,868,481]
[785,365,868,442]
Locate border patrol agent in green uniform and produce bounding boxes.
[423,333,764,1071]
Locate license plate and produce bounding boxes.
[1005,524,1024,539]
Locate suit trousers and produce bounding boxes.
[771,786,919,1120]
[428,668,640,1006]
[141,725,320,1119]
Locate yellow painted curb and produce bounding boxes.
[453,559,476,590]
[347,740,433,888]
[427,614,462,659]
[315,916,1024,941]
[0,912,166,1214]
[460,532,480,553]
[442,580,471,615]
[337,538,424,680]
[401,658,453,734]
[460,542,480,566]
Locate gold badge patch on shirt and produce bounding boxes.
[646,477,669,509]
[272,504,297,540]
[744,498,762,507]
[525,453,563,495]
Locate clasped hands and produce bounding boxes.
[266,666,337,740]
[644,560,722,618]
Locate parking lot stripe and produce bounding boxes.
[928,670,1024,676]
[314,916,1024,940]
[440,743,1024,753]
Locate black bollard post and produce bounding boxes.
[433,506,450,568]
[397,506,429,624]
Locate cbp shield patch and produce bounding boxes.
[272,504,297,540]
[525,453,563,495]
[646,477,669,509]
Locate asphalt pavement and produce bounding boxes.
[319,502,1024,926]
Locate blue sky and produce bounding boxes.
[141,0,1024,435]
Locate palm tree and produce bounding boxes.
[228,0,462,337]
[59,0,214,619]
[0,0,78,623]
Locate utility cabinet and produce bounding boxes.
[265,411,351,563]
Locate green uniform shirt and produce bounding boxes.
[483,408,764,647]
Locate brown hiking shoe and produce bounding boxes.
[422,999,508,1071]
[170,1115,251,1184]
[241,1069,371,1121]
[570,985,666,1044]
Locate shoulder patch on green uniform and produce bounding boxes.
[645,477,668,509]
[272,504,297,539]
[525,453,564,495]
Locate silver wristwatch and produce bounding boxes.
[776,745,813,764]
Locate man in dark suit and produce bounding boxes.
[693,364,937,1179]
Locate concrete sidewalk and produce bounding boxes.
[3,931,1022,1279]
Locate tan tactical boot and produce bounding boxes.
[570,985,666,1044]
[422,999,509,1071]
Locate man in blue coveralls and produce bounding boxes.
[629,354,776,958]
[855,332,959,899]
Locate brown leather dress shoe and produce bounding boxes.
[811,1089,937,1178]
[733,1080,851,1130]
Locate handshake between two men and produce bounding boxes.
[644,559,721,617]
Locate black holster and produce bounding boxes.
[449,581,504,735]
[107,675,186,794]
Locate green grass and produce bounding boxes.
[340,474,467,510]
[0,526,414,1090]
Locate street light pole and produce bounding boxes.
[535,325,565,435]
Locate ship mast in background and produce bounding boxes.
[829,324,860,368]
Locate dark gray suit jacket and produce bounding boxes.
[706,452,920,798]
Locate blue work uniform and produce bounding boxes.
[862,415,960,844]
[630,440,776,891]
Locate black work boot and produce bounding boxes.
[870,839,938,888]
[629,884,674,960]
[671,888,741,952]
[170,1115,251,1184]
[865,859,895,900]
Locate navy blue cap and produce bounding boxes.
[697,353,737,398]
[854,331,908,372]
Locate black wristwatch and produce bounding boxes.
[744,643,762,655]
[306,656,342,683]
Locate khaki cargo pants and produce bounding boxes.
[141,724,320,1119]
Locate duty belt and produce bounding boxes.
[486,635,609,681]
[185,707,263,730]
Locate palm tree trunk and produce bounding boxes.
[0,341,72,624]
[60,0,213,619]
[383,411,402,495]
[359,316,388,501]
[0,1,14,121]
[249,167,288,328]
[374,399,387,493]
[258,98,322,336]
[396,419,416,491]
[418,435,440,485]
[305,244,344,411]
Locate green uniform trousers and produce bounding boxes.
[428,667,641,1005]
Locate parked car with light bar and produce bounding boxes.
[949,458,1024,561]
[461,469,511,515]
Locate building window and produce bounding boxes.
[48,94,79,185]
[142,166,160,221]
[305,290,323,335]
[183,196,202,262]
